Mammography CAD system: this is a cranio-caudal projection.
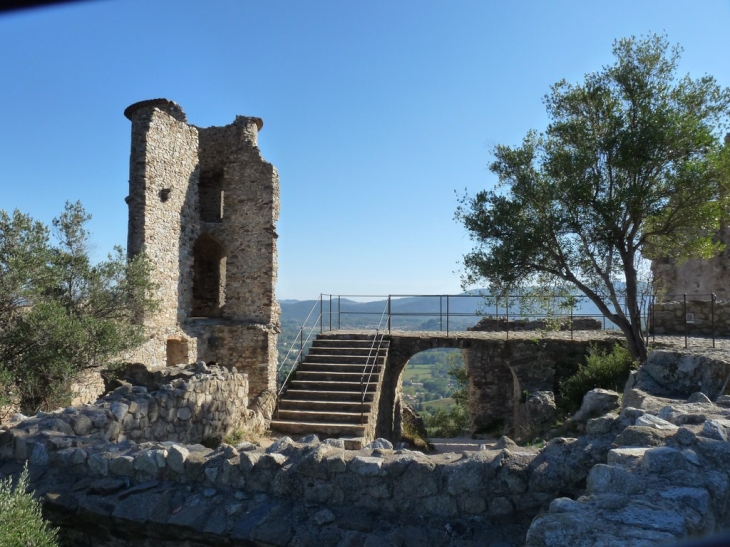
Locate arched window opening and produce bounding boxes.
[199,171,224,222]
[192,234,226,317]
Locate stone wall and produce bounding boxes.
[464,338,619,432]
[652,225,730,301]
[69,369,106,407]
[1,365,270,446]
[121,99,280,397]
[0,430,609,531]
[650,299,730,336]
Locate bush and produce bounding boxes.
[0,466,59,547]
[559,343,637,414]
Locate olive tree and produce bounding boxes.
[457,35,730,362]
[0,202,157,413]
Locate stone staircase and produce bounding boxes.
[270,334,389,445]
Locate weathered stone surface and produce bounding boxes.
[702,419,730,441]
[350,456,383,476]
[586,413,618,435]
[167,445,189,474]
[635,414,678,431]
[688,392,712,404]
[615,426,674,447]
[572,389,620,423]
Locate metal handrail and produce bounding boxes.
[359,297,390,421]
[276,296,324,417]
[317,292,652,335]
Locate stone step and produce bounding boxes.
[308,344,389,353]
[275,409,368,424]
[289,380,377,392]
[304,353,386,364]
[294,370,379,383]
[269,420,366,438]
[316,334,391,343]
[283,389,374,402]
[298,362,382,374]
[277,399,373,413]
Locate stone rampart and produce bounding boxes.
[2,350,730,545]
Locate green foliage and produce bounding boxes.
[0,202,158,414]
[423,352,471,437]
[559,344,637,414]
[0,466,59,547]
[456,34,730,363]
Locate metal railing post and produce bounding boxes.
[299,327,303,367]
[652,294,656,344]
[338,295,341,330]
[387,296,391,334]
[320,295,323,334]
[570,306,573,340]
[710,292,716,348]
[329,295,332,332]
[683,293,689,349]
[506,297,509,340]
[446,295,450,336]
[440,295,443,332]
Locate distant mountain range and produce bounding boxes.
[278,292,606,331]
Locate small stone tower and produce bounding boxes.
[123,99,280,396]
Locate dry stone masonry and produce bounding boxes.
[2,364,272,448]
[2,346,730,545]
[122,99,280,397]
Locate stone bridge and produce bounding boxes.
[317,330,625,441]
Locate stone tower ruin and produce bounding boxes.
[122,99,280,396]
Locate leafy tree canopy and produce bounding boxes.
[457,34,730,362]
[0,202,157,414]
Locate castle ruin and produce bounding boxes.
[122,99,280,397]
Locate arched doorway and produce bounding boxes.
[401,348,468,438]
[191,234,226,317]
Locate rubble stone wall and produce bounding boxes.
[1,366,269,446]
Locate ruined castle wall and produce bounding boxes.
[124,101,201,369]
[197,119,280,326]
[650,299,730,335]
[119,100,279,387]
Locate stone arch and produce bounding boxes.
[191,234,226,317]
[377,336,473,441]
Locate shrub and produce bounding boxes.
[558,343,637,414]
[0,466,59,547]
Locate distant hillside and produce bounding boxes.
[278,292,605,331]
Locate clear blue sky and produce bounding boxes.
[1,1,729,300]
